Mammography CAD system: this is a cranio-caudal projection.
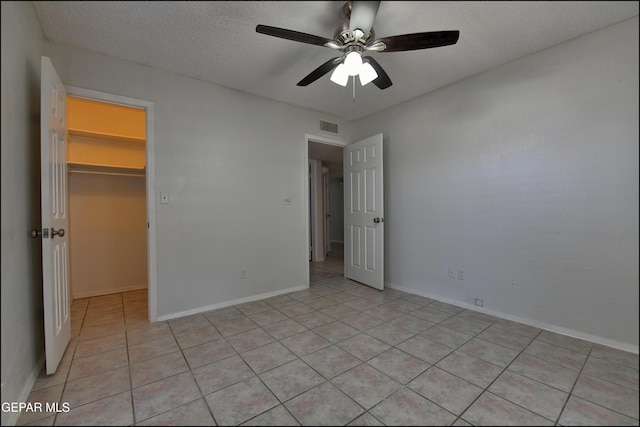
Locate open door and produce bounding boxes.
[40,56,71,374]
[344,133,384,290]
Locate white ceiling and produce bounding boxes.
[32,1,638,121]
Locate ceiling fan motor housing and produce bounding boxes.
[335,26,375,46]
[335,1,375,45]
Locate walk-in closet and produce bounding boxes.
[66,97,148,299]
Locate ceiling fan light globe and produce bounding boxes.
[344,51,363,76]
[359,62,378,86]
[330,63,349,86]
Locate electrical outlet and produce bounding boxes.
[240,268,247,279]
[448,267,455,278]
[457,269,464,280]
[475,298,483,307]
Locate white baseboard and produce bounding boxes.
[2,355,45,426]
[157,284,308,322]
[72,284,147,300]
[386,282,639,355]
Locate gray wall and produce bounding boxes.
[44,41,352,318]
[1,2,45,425]
[352,16,639,350]
[329,178,344,243]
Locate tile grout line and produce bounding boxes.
[38,282,638,426]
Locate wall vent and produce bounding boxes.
[319,120,339,134]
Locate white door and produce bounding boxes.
[344,134,384,290]
[40,56,71,374]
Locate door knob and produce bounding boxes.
[51,228,65,238]
[373,217,383,223]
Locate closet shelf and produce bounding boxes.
[68,128,145,143]
[68,161,145,177]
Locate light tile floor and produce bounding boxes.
[18,251,639,426]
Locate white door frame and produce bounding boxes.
[304,134,347,285]
[309,158,325,262]
[65,86,158,322]
[308,159,317,262]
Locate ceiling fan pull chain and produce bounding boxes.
[353,75,356,103]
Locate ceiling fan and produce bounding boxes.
[256,1,459,90]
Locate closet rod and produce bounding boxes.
[68,169,145,178]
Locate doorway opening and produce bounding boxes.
[307,137,345,284]
[65,86,157,321]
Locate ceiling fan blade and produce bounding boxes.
[376,30,459,52]
[256,25,333,47]
[349,1,381,38]
[297,57,342,86]
[364,57,392,90]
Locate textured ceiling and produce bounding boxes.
[32,1,638,121]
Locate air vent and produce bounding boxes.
[319,120,339,134]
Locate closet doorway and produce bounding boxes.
[65,89,156,321]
